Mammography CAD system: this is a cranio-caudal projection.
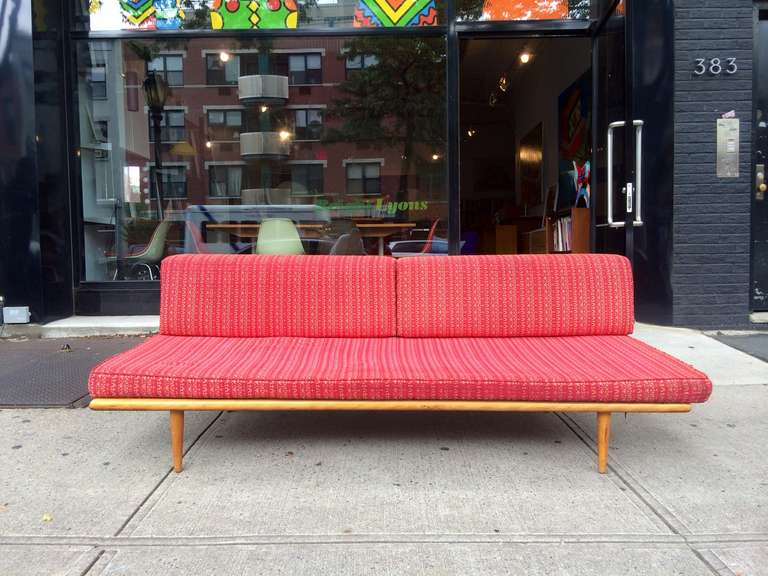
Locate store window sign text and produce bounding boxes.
[694,58,737,76]
[316,198,430,215]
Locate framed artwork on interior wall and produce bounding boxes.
[558,70,592,209]
[519,123,543,210]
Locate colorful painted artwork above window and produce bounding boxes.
[480,0,567,22]
[456,0,598,21]
[209,0,298,29]
[353,0,438,27]
[87,0,438,30]
[88,0,298,31]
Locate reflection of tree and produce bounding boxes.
[324,38,445,202]
[457,0,592,21]
[181,0,211,29]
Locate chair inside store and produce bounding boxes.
[110,219,171,281]
[255,218,306,255]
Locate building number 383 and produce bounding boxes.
[694,57,738,76]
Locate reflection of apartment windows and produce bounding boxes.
[346,162,381,196]
[206,53,240,85]
[345,54,379,77]
[290,163,324,196]
[205,53,258,85]
[149,109,186,143]
[150,166,188,199]
[207,109,243,140]
[209,165,243,198]
[148,54,184,86]
[293,109,323,140]
[288,53,322,85]
[93,120,109,161]
[88,64,107,99]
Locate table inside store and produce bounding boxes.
[205,222,417,256]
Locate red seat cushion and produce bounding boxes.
[89,335,711,404]
[396,255,634,337]
[160,255,397,338]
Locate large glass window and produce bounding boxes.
[75,36,448,280]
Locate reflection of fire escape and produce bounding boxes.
[238,67,290,204]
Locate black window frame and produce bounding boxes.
[346,162,381,196]
[147,53,184,86]
[206,108,244,140]
[205,53,241,85]
[288,52,322,85]
[72,21,614,295]
[149,109,186,143]
[208,164,244,198]
[290,163,324,197]
[345,53,379,78]
[88,62,107,99]
[150,165,188,199]
[293,108,323,140]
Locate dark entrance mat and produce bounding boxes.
[0,337,142,407]
[712,334,768,363]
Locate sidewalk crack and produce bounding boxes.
[556,412,722,576]
[112,411,224,537]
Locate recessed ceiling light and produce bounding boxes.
[520,52,532,64]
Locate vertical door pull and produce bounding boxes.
[606,120,644,227]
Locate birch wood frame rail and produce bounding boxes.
[89,399,692,474]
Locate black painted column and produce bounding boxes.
[0,0,44,321]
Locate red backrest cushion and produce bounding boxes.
[396,255,634,337]
[160,255,396,337]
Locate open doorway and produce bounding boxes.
[459,37,593,256]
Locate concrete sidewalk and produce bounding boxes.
[1,325,768,575]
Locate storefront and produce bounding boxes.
[0,0,763,328]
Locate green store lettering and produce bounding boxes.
[316,199,429,214]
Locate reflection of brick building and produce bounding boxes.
[120,37,447,220]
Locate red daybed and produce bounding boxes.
[89,254,712,473]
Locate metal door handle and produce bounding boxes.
[606,120,644,227]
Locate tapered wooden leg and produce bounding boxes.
[596,412,612,474]
[170,410,184,473]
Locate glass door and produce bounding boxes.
[591,0,640,260]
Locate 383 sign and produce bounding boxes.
[694,57,738,76]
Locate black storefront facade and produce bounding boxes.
[0,0,764,329]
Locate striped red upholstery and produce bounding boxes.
[159,255,396,338]
[396,255,634,337]
[88,334,711,403]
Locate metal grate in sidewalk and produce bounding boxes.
[0,337,142,407]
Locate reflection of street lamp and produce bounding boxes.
[143,71,169,220]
